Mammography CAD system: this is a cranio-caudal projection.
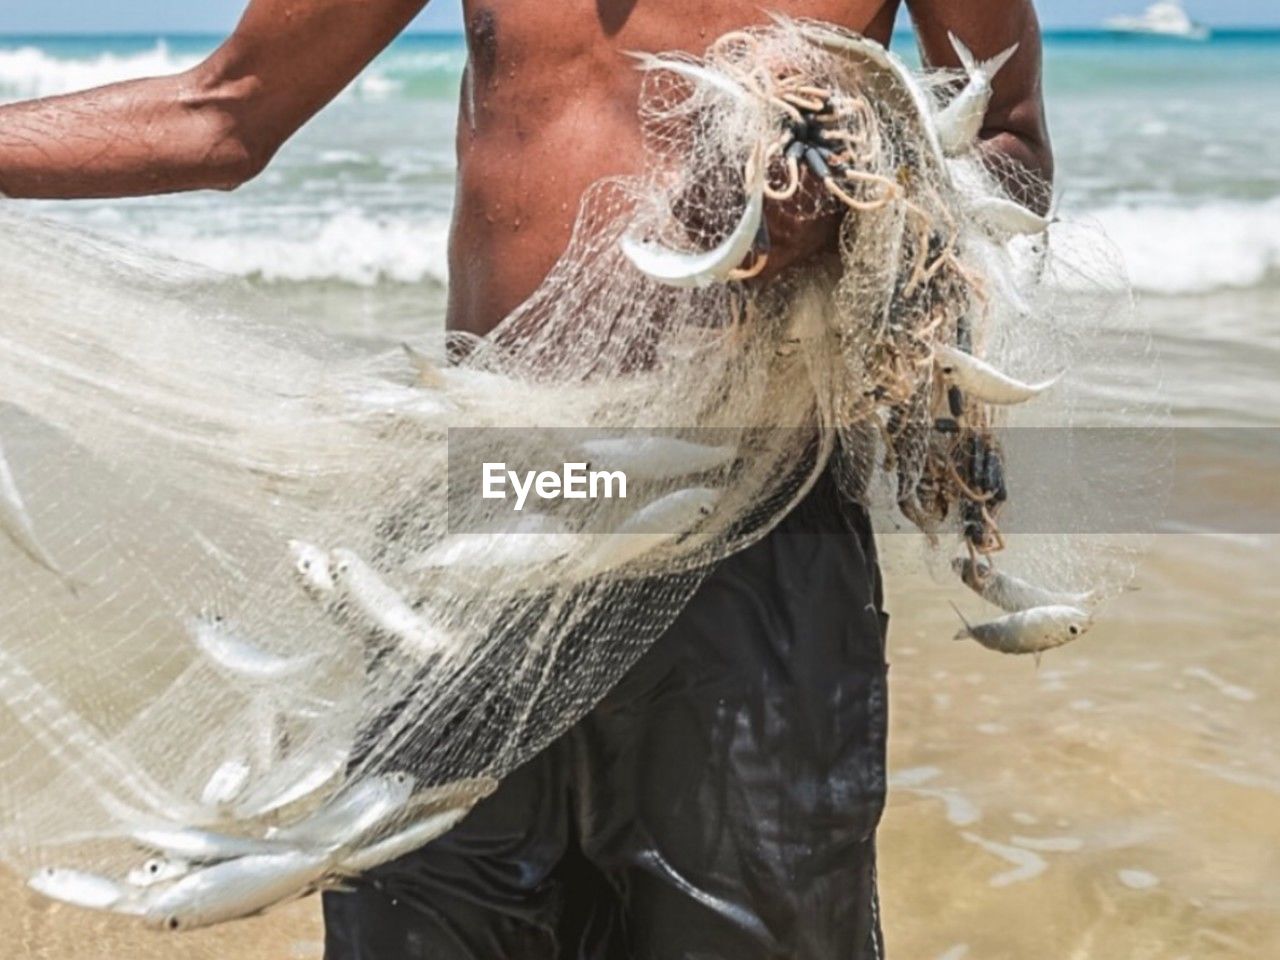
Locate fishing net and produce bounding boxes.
[0,18,1160,936]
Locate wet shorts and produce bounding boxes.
[324,471,891,959]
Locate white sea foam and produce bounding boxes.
[1117,868,1161,890]
[148,212,451,287]
[1084,199,1280,295]
[1182,666,1258,703]
[0,42,203,101]
[961,832,1048,887]
[0,41,402,104]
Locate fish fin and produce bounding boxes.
[623,50,660,69]
[948,32,979,76]
[982,43,1020,80]
[1034,652,1044,669]
[949,601,975,641]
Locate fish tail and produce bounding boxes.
[948,32,979,76]
[983,43,1020,80]
[949,600,975,641]
[947,33,1020,82]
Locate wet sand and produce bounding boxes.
[879,533,1280,960]
[3,533,1274,959]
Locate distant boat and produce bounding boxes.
[1105,2,1211,40]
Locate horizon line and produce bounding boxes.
[1,24,1278,38]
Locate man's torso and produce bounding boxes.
[446,0,903,337]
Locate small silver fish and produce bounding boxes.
[0,436,75,590]
[619,140,765,288]
[970,195,1052,236]
[185,614,320,683]
[28,867,144,914]
[330,549,458,662]
[199,759,252,810]
[935,345,1062,405]
[131,825,289,862]
[336,777,498,875]
[408,514,576,573]
[952,602,1092,655]
[233,745,349,820]
[937,35,1020,154]
[787,17,948,168]
[289,540,336,597]
[126,857,193,889]
[626,52,755,105]
[142,850,333,931]
[406,776,500,813]
[586,488,719,572]
[336,808,470,876]
[270,772,414,848]
[577,436,737,481]
[953,559,1097,613]
[615,488,719,536]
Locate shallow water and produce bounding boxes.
[0,25,1277,960]
[879,533,1280,960]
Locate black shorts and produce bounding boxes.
[324,472,891,959]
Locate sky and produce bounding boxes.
[0,0,1276,34]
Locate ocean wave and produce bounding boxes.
[0,41,204,101]
[146,212,451,287]
[1085,199,1280,295]
[121,198,1280,296]
[0,40,419,103]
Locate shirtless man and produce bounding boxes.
[0,2,1050,956]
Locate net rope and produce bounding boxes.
[0,19,1160,933]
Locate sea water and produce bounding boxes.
[1,26,1278,960]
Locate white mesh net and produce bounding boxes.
[0,19,1160,935]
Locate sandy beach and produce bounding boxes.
[1,23,1278,960]
[4,531,1276,959]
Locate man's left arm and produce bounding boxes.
[907,0,1054,211]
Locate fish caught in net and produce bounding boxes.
[0,18,1160,934]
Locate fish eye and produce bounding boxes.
[941,365,955,375]
[147,861,161,875]
[1069,625,1080,635]
[166,916,181,931]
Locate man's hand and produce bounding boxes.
[0,0,427,199]
[908,0,1053,211]
[755,0,1051,281]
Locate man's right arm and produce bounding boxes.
[0,0,427,199]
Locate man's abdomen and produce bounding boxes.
[444,0,900,337]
